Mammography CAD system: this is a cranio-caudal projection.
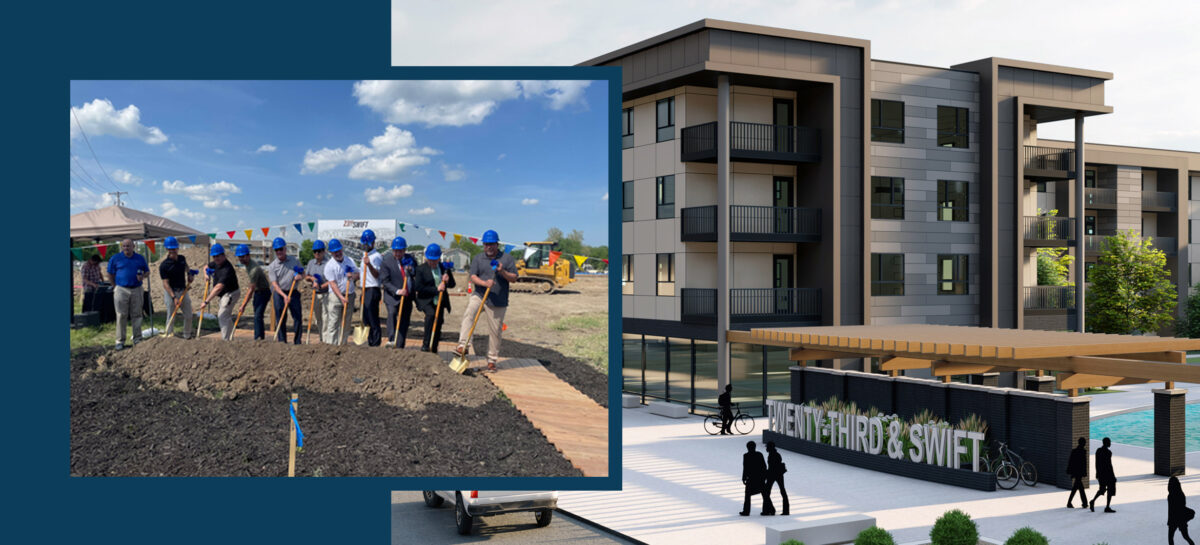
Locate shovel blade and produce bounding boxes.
[448,355,469,374]
[352,326,369,345]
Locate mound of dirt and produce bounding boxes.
[96,336,495,411]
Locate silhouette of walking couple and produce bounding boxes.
[740,440,788,516]
[1066,437,1117,513]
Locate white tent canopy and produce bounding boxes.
[70,205,202,242]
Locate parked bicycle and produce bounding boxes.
[703,403,755,435]
[988,441,1038,489]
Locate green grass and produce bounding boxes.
[548,313,607,331]
[545,313,608,372]
[70,309,221,351]
[1081,387,1124,395]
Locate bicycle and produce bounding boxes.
[703,403,755,435]
[992,441,1038,490]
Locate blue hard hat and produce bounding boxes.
[481,229,499,244]
[312,240,326,251]
[402,256,414,268]
[391,236,407,250]
[210,243,226,256]
[425,243,442,260]
[235,244,250,257]
[163,236,179,250]
[361,229,376,246]
[272,237,287,250]
[327,239,343,253]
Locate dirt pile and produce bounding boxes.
[95,336,495,411]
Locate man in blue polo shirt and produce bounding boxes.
[107,238,150,350]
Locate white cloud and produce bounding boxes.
[213,148,225,155]
[70,99,168,145]
[364,184,415,205]
[441,162,466,181]
[602,192,608,201]
[353,80,591,127]
[296,201,304,207]
[161,180,242,210]
[301,125,437,181]
[256,144,277,153]
[497,153,506,160]
[325,193,334,200]
[69,187,117,210]
[111,169,143,185]
[408,206,436,215]
[160,201,208,222]
[201,198,238,210]
[281,210,289,216]
[522,198,539,205]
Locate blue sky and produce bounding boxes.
[69,80,610,246]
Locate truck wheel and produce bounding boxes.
[535,508,553,527]
[455,493,473,535]
[422,490,443,507]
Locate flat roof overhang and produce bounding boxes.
[613,64,838,103]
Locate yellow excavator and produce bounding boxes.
[513,241,576,294]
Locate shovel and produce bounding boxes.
[392,276,408,348]
[305,273,322,345]
[352,255,370,345]
[272,273,301,341]
[449,262,497,374]
[428,261,452,351]
[336,263,355,346]
[195,270,212,339]
[231,285,253,334]
[161,271,194,337]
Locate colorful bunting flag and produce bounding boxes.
[307,222,315,232]
[425,228,432,237]
[189,235,197,244]
[226,230,236,239]
[453,233,462,245]
[207,233,217,241]
[71,248,83,260]
[524,247,538,259]
[262,227,270,237]
[504,244,514,254]
[548,251,562,267]
[574,255,587,268]
[399,223,406,232]
[439,231,446,239]
[294,223,302,234]
[146,240,156,254]
[602,258,609,265]
[98,245,108,259]
[469,237,478,244]
[244,229,254,240]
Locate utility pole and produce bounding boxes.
[108,191,127,206]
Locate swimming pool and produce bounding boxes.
[1091,403,1200,452]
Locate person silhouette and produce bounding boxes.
[1067,436,1089,509]
[764,441,789,516]
[1091,437,1117,513]
[1169,475,1195,545]
[718,384,734,435]
[740,441,771,516]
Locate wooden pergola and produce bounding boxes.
[728,324,1200,394]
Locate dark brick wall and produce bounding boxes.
[1056,399,1091,489]
[895,379,947,421]
[1155,390,1186,477]
[1025,375,1055,393]
[804,369,846,403]
[845,373,893,414]
[1007,393,1059,486]
[790,367,805,404]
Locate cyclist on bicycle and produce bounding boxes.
[718,384,734,435]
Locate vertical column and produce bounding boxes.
[1154,387,1186,477]
[717,75,732,391]
[1074,112,1085,331]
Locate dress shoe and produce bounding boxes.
[1090,503,1096,512]
[738,511,749,516]
[1067,503,1075,508]
[1104,507,1116,513]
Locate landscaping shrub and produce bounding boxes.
[779,540,805,545]
[1004,527,1049,545]
[930,509,979,545]
[855,525,896,545]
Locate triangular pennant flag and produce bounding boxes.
[98,245,108,259]
[262,227,271,237]
[294,223,302,234]
[207,233,217,241]
[244,229,254,240]
[71,248,83,260]
[469,237,478,244]
[549,251,562,266]
[425,228,432,237]
[602,258,609,265]
[574,255,587,268]
[504,244,514,254]
[189,235,197,244]
[146,240,156,254]
[226,230,236,239]
[439,231,446,240]
[453,233,462,245]
[398,223,406,232]
[524,246,538,259]
[411,224,420,230]
[307,222,315,232]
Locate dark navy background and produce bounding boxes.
[19,1,622,541]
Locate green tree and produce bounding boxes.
[546,227,564,242]
[1087,229,1177,334]
[1036,248,1073,286]
[1176,285,1200,338]
[299,239,314,264]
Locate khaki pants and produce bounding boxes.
[322,292,355,345]
[114,285,143,345]
[217,289,239,340]
[162,289,193,339]
[311,292,327,341]
[457,295,507,361]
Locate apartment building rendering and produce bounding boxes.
[585,19,1200,416]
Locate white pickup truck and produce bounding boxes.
[422,490,558,535]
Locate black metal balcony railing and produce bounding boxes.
[680,287,822,324]
[681,121,820,164]
[680,205,821,242]
[1023,145,1075,178]
[1023,216,1076,244]
[1151,236,1179,255]
[1142,191,1177,211]
[1084,235,1107,255]
[1085,188,1117,207]
[1024,286,1076,310]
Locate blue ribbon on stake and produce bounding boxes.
[290,396,304,449]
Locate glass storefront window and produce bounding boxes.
[730,342,764,416]
[694,340,719,415]
[766,345,792,404]
[669,338,691,405]
[644,336,668,400]
[622,334,643,395]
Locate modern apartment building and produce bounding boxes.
[584,19,1200,415]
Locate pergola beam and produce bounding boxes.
[1057,373,1156,390]
[931,361,1024,377]
[789,348,869,361]
[879,356,932,371]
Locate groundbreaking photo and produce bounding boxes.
[69,79,610,477]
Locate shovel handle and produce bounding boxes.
[232,286,253,333]
[196,276,211,339]
[393,276,407,347]
[272,278,299,339]
[305,287,316,345]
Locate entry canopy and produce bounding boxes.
[70,205,202,242]
[737,324,1200,389]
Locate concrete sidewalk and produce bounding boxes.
[560,407,1200,545]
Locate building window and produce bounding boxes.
[1036,181,1047,193]
[1191,220,1194,244]
[871,253,904,296]
[656,175,675,219]
[937,254,968,295]
[622,107,634,149]
[870,99,905,143]
[622,255,633,295]
[656,98,675,142]
[938,180,968,221]
[1085,262,1096,283]
[656,253,675,296]
[622,181,634,222]
[937,106,969,148]
[1085,169,1096,189]
[1086,216,1096,236]
[871,176,904,219]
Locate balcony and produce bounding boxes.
[1023,216,1076,247]
[1084,235,1108,255]
[1150,236,1179,256]
[1024,286,1076,310]
[1085,188,1117,209]
[1023,145,1075,181]
[681,121,820,164]
[680,205,821,243]
[680,287,822,325]
[1142,191,1177,212]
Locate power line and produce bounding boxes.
[70,108,120,192]
[70,154,103,189]
[69,165,106,194]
